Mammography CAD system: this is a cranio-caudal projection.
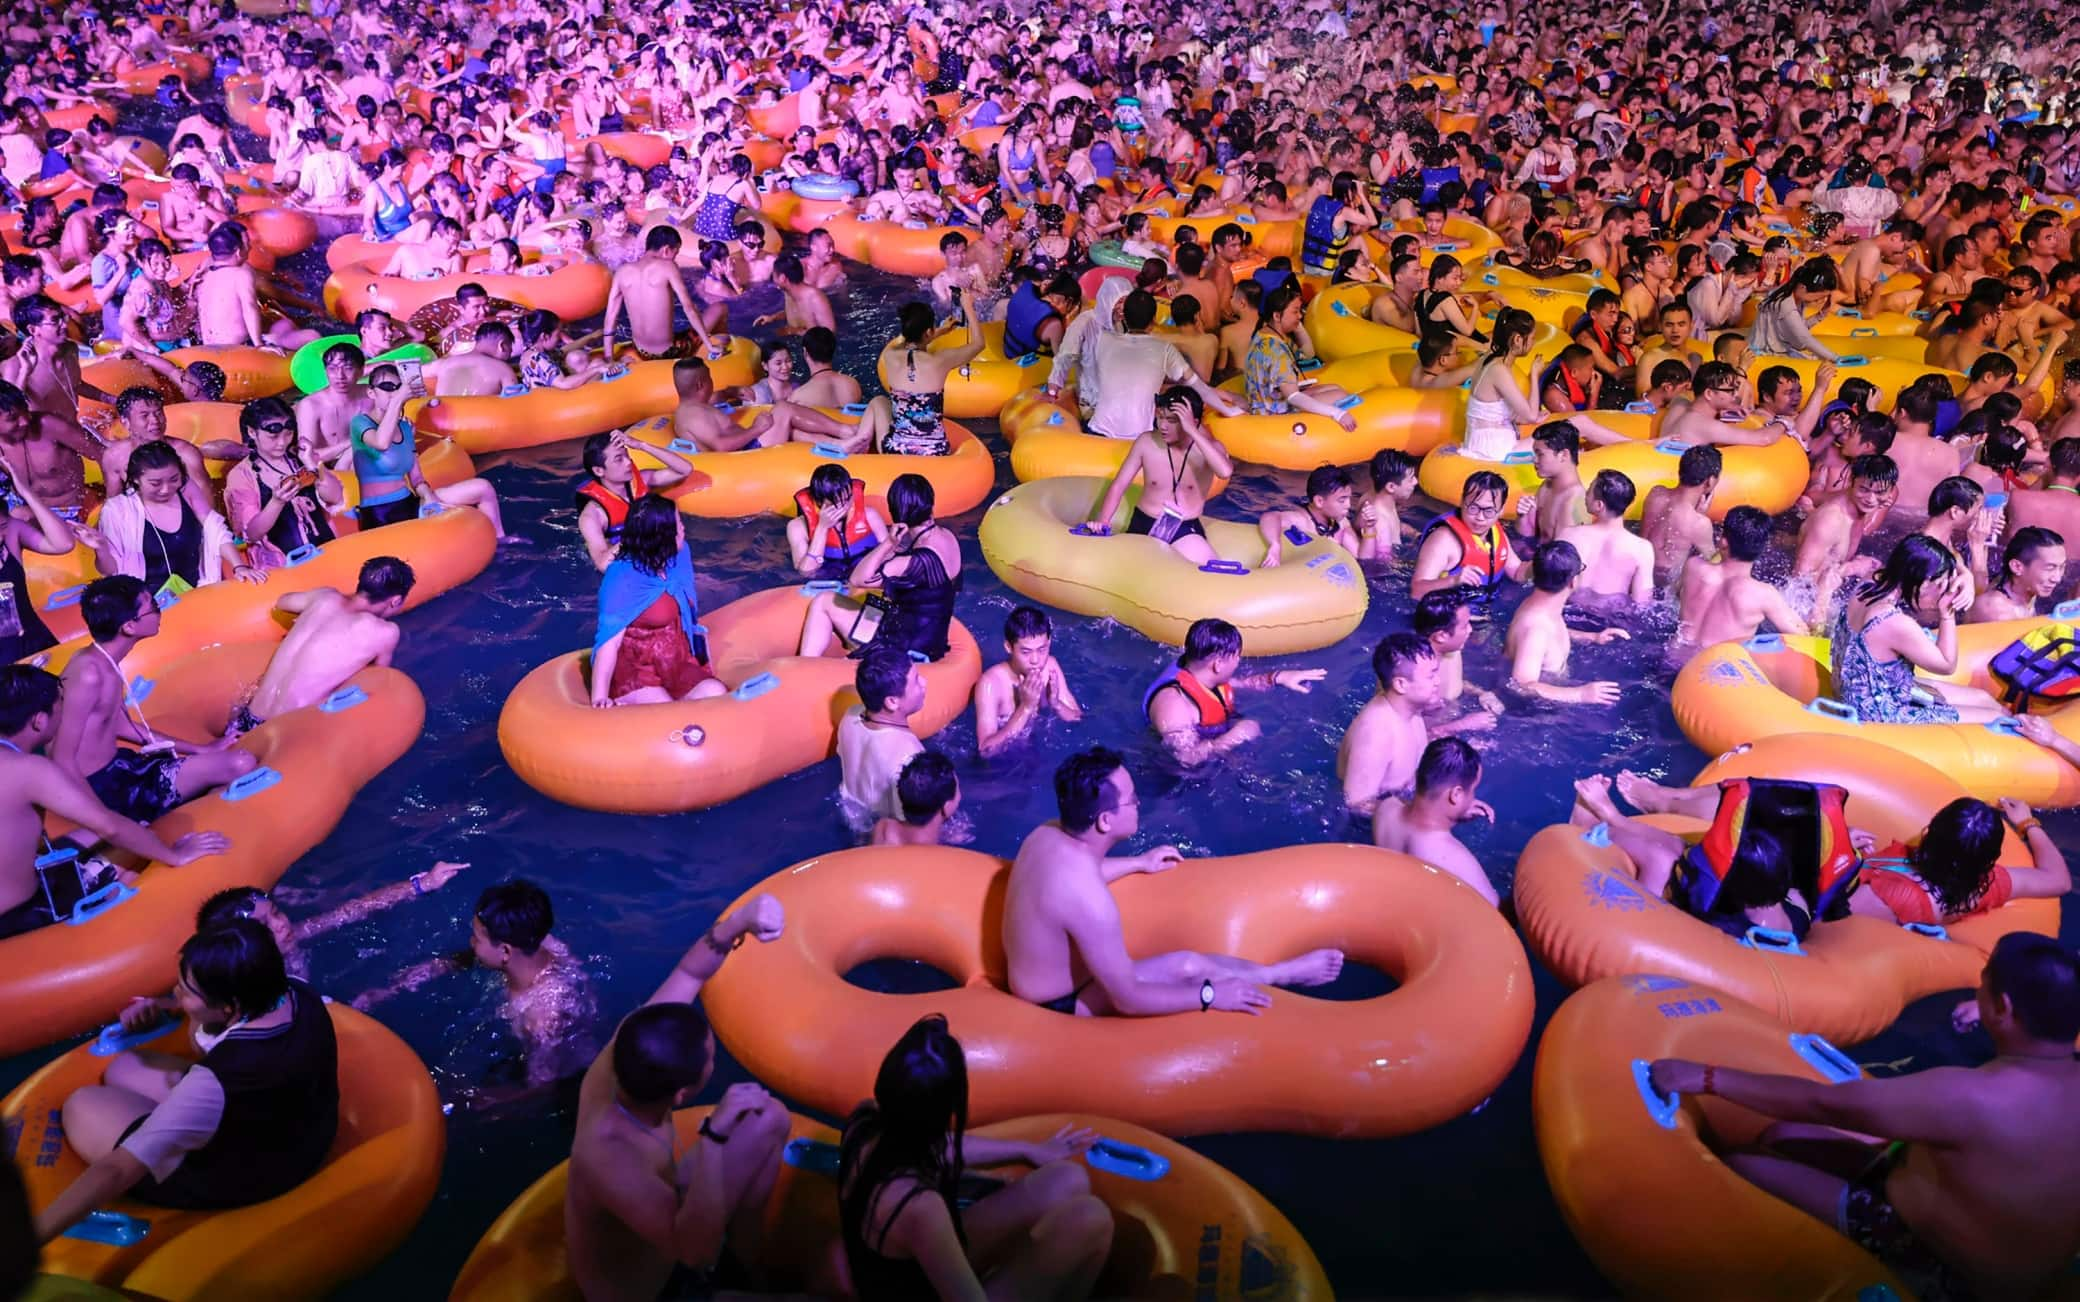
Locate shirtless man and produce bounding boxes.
[1372,737,1499,907]
[1659,362,1783,448]
[668,357,864,454]
[191,224,314,351]
[1367,254,1426,334]
[377,219,464,281]
[1518,422,1586,545]
[871,751,961,848]
[1084,386,1232,568]
[1505,541,1626,705]
[99,388,216,515]
[1003,747,1343,1017]
[1632,301,1702,396]
[1794,454,1899,614]
[0,379,96,518]
[1257,465,1361,567]
[48,577,258,826]
[0,666,228,939]
[974,605,1082,758]
[1650,935,2080,1302]
[229,558,415,736]
[294,342,367,468]
[6,296,113,428]
[1918,476,1999,593]
[1837,220,1927,314]
[1356,448,1420,562]
[423,323,519,396]
[753,254,835,336]
[1340,632,1486,815]
[1677,506,1811,647]
[603,227,720,361]
[2004,437,2080,557]
[1558,470,1655,602]
[1215,280,1262,379]
[1144,618,1324,767]
[155,167,229,249]
[562,896,791,1302]
[1642,444,1722,588]
[1970,527,2067,623]
[1412,588,1505,717]
[1752,364,1836,451]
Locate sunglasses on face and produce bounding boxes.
[256,420,291,434]
[371,380,402,392]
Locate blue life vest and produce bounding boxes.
[1002,283,1058,357]
[1300,195,1346,274]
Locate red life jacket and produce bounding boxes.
[1673,777,1859,926]
[1141,663,1234,736]
[574,469,645,541]
[793,478,875,564]
[1424,512,1509,590]
[1544,359,1589,410]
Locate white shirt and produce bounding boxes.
[120,1064,226,1181]
[1086,333,1196,440]
[836,706,922,818]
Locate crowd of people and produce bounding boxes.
[5,0,2080,1294]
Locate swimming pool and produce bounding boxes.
[11,102,2076,1297]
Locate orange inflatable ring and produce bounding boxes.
[579,131,673,170]
[855,216,964,278]
[6,1003,443,1296]
[324,259,611,323]
[410,339,761,454]
[1418,430,1809,523]
[452,1106,1329,1302]
[243,206,320,257]
[115,52,212,95]
[704,843,1531,1137]
[0,645,424,1056]
[46,104,117,132]
[29,507,497,677]
[83,345,295,403]
[622,412,996,520]
[1672,619,2080,806]
[1535,974,1910,1301]
[1139,207,1300,258]
[1303,284,1422,361]
[876,321,1048,420]
[500,584,980,814]
[1514,733,2058,1046]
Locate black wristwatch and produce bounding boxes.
[699,1116,731,1145]
[1199,979,1215,1012]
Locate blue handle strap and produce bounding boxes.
[44,583,85,611]
[68,880,137,925]
[1805,696,1860,723]
[1654,438,1692,455]
[62,1210,149,1247]
[1788,1032,1861,1083]
[95,1015,177,1057]
[1743,633,1784,653]
[1623,400,1657,414]
[799,580,846,595]
[124,678,155,708]
[1837,354,1869,367]
[811,443,850,459]
[841,402,869,415]
[1985,716,2024,737]
[1632,1058,1680,1130]
[282,543,321,567]
[320,684,368,713]
[1083,1138,1170,1182]
[222,766,283,802]
[599,364,631,382]
[1336,393,1363,410]
[668,438,701,453]
[731,672,780,701]
[1198,559,1249,575]
[1067,522,1110,537]
[1742,925,1803,955]
[782,1136,841,1177]
[1903,921,1950,942]
[2053,598,2080,619]
[1330,300,1352,316]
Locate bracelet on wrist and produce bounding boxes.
[411,872,427,896]
[1701,1065,1717,1096]
[2016,819,2044,838]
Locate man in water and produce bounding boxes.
[423,323,520,396]
[565,895,790,1302]
[1084,386,1233,567]
[191,223,315,351]
[575,430,701,572]
[837,648,925,821]
[1412,588,1506,716]
[228,557,416,737]
[1372,737,1499,907]
[1794,453,1900,616]
[1004,747,1343,1016]
[1411,472,1527,599]
[1642,445,1722,588]
[1518,422,1586,545]
[1650,934,2080,1302]
[1504,542,1626,705]
[0,374,96,518]
[0,665,229,938]
[603,226,720,362]
[668,357,866,454]
[1339,629,1496,816]
[1677,506,1811,648]
[48,577,258,825]
[2004,437,2080,559]
[1969,527,2066,623]
[870,750,960,847]
[1659,362,1785,448]
[1256,464,1362,567]
[293,342,369,469]
[1558,470,1655,602]
[973,605,1082,758]
[1145,618,1324,767]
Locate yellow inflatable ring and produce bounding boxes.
[499,585,981,814]
[998,390,1228,493]
[1303,284,1419,361]
[978,476,1366,655]
[1418,429,1809,522]
[875,321,1048,419]
[702,844,1531,1137]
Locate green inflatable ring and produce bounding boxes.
[290,334,435,393]
[1088,240,1145,270]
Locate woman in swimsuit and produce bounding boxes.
[878,298,985,457]
[351,364,517,539]
[1460,307,1543,461]
[360,149,414,242]
[691,152,757,242]
[223,396,342,572]
[1417,255,1493,345]
[591,494,725,708]
[837,1015,1112,1302]
[1847,795,2070,928]
[995,113,1050,204]
[90,440,252,592]
[1833,536,2011,726]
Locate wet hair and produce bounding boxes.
[1908,798,2006,917]
[1533,422,1580,460]
[1969,352,2018,384]
[206,224,245,259]
[886,473,934,527]
[1532,540,1584,592]
[1370,448,1417,492]
[1650,358,1691,390]
[1461,470,1508,511]
[82,576,151,643]
[1372,631,1436,689]
[1849,452,1899,490]
[1157,385,1203,422]
[2051,437,2080,481]
[644,225,682,254]
[1055,746,1128,833]
[1984,933,2080,1043]
[2000,526,2066,585]
[179,919,288,1019]
[1586,469,1636,517]
[806,463,853,507]
[1413,736,1481,797]
[475,879,553,954]
[1304,464,1352,503]
[114,387,164,421]
[1123,290,1160,331]
[839,1015,967,1229]
[1671,444,1722,489]
[1004,605,1051,645]
[356,556,415,606]
[1722,506,1773,563]
[613,1002,714,1105]
[1713,824,1794,919]
[854,647,914,715]
[897,301,935,344]
[1755,365,1799,404]
[196,885,267,931]
[894,750,957,825]
[1181,617,1242,666]
[1928,475,1983,517]
[617,494,682,577]
[802,326,838,365]
[1411,589,1472,640]
[0,665,60,736]
[1864,534,1956,612]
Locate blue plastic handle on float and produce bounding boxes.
[1835,307,1863,319]
[499,382,531,398]
[1984,716,2024,737]
[1655,438,1692,455]
[283,543,321,567]
[1434,241,1458,252]
[1336,393,1363,410]
[1743,632,1784,653]
[1068,522,1110,537]
[799,579,846,595]
[1985,492,2008,511]
[1482,272,1500,285]
[1804,696,1860,723]
[1903,921,1950,942]
[714,402,736,414]
[1236,213,1257,225]
[731,672,780,701]
[95,1015,176,1057]
[1581,821,1612,847]
[1767,222,1795,234]
[68,880,137,926]
[36,845,77,872]
[1742,925,1803,955]
[2051,598,2080,619]
[1298,355,1323,371]
[222,766,284,803]
[1837,354,1869,367]
[1331,300,1353,316]
[320,684,368,713]
[1632,1059,1681,1130]
[1016,353,1041,367]
[811,443,850,459]
[44,583,85,611]
[668,438,701,453]
[1857,1286,1904,1302]
[63,1210,149,1247]
[1503,449,1534,464]
[782,1136,842,1176]
[1083,1138,1170,1182]
[420,501,448,515]
[1047,410,1065,425]
[1198,559,1249,575]
[1846,327,1881,339]
[1623,400,1657,414]
[600,364,630,382]
[1788,1032,1860,1083]
[124,678,155,708]
[841,402,868,415]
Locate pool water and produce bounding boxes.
[9,98,2076,1299]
